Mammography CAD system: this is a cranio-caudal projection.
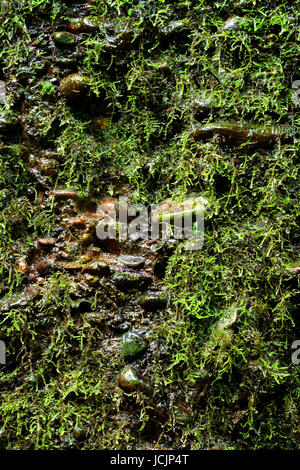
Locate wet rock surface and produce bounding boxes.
[221,16,245,31]
[0,80,6,104]
[67,16,101,33]
[118,255,146,269]
[0,0,298,453]
[113,272,153,290]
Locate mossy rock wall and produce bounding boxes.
[0,0,299,450]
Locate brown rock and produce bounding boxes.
[17,257,28,274]
[38,238,56,247]
[36,259,49,275]
[50,190,79,199]
[58,261,82,271]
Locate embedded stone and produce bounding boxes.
[81,260,110,275]
[36,259,49,275]
[118,366,152,394]
[122,331,147,358]
[159,21,189,38]
[58,261,82,271]
[36,158,58,176]
[67,17,100,33]
[113,272,152,290]
[17,257,28,274]
[59,73,90,102]
[138,292,168,311]
[191,122,286,145]
[84,273,99,286]
[53,31,76,47]
[0,286,40,312]
[221,16,244,31]
[118,255,145,269]
[38,237,56,247]
[152,196,208,224]
[192,98,211,120]
[0,81,6,105]
[71,217,87,228]
[50,189,79,199]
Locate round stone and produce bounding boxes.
[59,73,90,102]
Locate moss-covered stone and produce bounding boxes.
[53,31,76,47]
[122,331,147,358]
[152,197,208,224]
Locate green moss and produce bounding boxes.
[0,0,299,450]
